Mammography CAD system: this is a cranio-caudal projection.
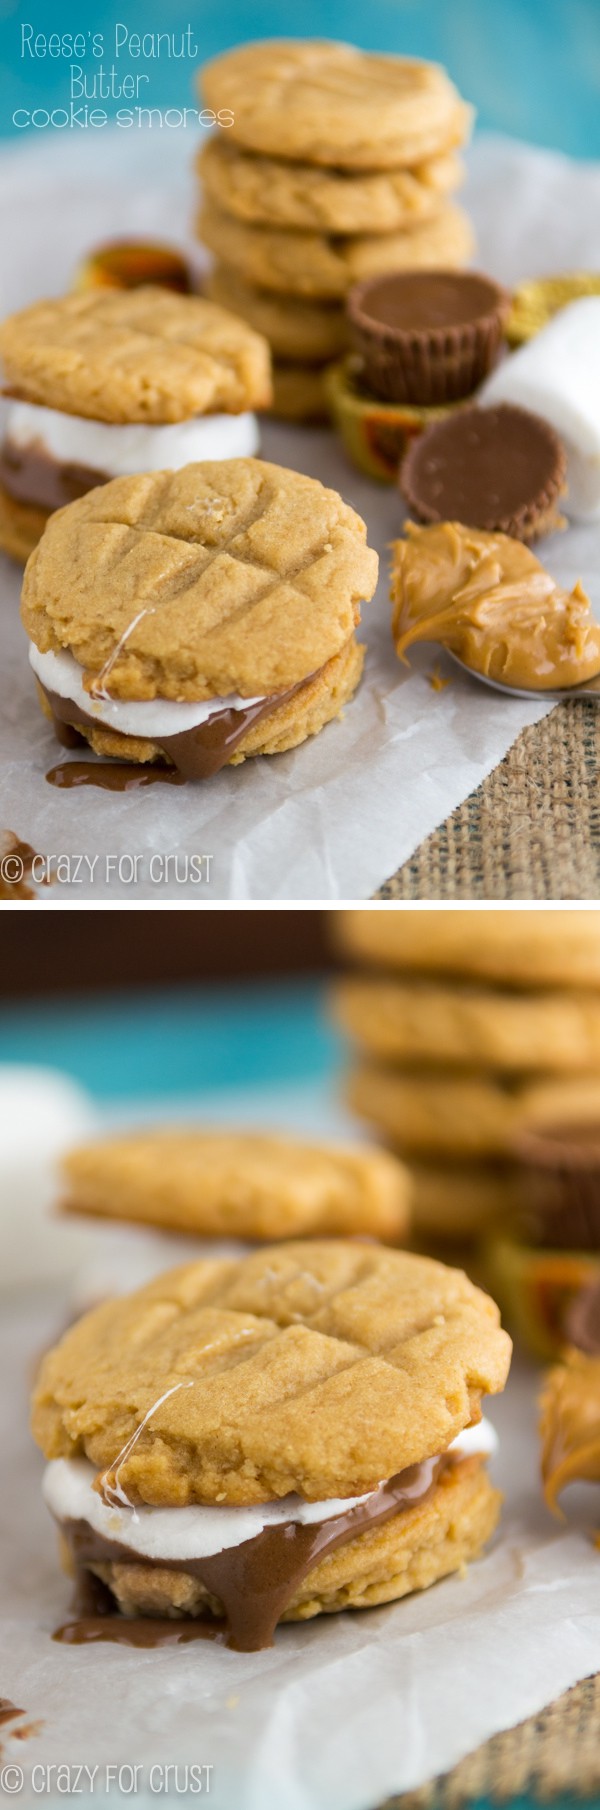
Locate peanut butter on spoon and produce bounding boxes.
[540,1349,600,1521]
[391,521,600,690]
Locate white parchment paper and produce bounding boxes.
[1,131,600,899]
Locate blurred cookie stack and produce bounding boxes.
[196,40,474,421]
[332,911,600,1289]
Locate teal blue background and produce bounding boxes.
[0,980,339,1100]
[0,0,599,154]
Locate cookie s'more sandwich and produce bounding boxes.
[32,1242,511,1650]
[21,457,377,779]
[0,287,271,562]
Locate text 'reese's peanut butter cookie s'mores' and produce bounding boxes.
[0,286,271,563]
[32,1242,511,1650]
[21,458,378,779]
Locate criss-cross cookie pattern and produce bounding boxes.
[22,459,378,699]
[0,287,271,423]
[32,1242,511,1506]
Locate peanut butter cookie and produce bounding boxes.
[199,137,463,234]
[335,910,600,990]
[410,1163,518,1238]
[32,1241,511,1503]
[23,460,375,698]
[201,43,472,169]
[206,266,347,364]
[198,198,474,300]
[62,1129,411,1243]
[270,362,330,422]
[0,287,271,424]
[347,1065,600,1159]
[0,486,49,564]
[333,976,600,1073]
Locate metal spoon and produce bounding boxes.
[446,651,600,701]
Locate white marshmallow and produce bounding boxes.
[42,1418,498,1564]
[29,643,266,742]
[42,1460,376,1559]
[5,400,259,474]
[0,1067,96,1288]
[451,1417,498,1460]
[479,298,600,521]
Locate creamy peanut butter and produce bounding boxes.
[391,521,600,690]
[540,1350,600,1518]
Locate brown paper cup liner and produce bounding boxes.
[348,270,510,405]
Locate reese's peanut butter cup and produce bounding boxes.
[400,402,566,541]
[347,269,509,405]
[74,239,198,295]
[515,1121,600,1253]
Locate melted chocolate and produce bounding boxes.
[0,1702,24,1728]
[41,674,308,782]
[56,1456,444,1652]
[55,1605,226,1648]
[46,761,185,792]
[0,439,109,512]
[0,832,48,898]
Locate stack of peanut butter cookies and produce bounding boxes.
[333,910,600,1249]
[197,40,474,420]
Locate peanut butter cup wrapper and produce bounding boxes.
[507,271,600,346]
[326,356,467,483]
[348,271,510,407]
[484,1233,600,1363]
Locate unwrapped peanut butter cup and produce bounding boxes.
[400,401,566,541]
[347,270,509,405]
[75,239,198,295]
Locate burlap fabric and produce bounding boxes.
[379,1673,600,1807]
[379,704,600,901]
